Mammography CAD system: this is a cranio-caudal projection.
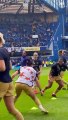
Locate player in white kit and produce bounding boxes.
[12,59,48,114]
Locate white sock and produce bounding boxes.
[39,104,45,111]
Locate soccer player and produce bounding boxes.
[0,33,24,120]
[12,59,48,114]
[58,50,68,88]
[32,52,42,79]
[58,50,67,64]
[21,50,29,66]
[41,58,66,97]
[32,52,42,93]
[59,62,68,87]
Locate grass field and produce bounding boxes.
[0,67,68,120]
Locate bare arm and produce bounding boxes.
[10,60,12,70]
[12,71,19,79]
[0,60,6,71]
[38,65,42,74]
[63,81,68,85]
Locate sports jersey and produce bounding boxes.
[21,56,28,66]
[32,59,42,72]
[16,66,36,87]
[59,56,67,64]
[50,63,61,76]
[50,62,68,76]
[0,47,12,83]
[60,64,68,72]
[62,57,67,64]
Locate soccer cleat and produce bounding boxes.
[52,93,57,98]
[41,107,48,114]
[39,105,48,114]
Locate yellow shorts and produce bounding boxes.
[15,83,34,96]
[0,82,14,98]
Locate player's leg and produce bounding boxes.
[41,78,54,95]
[33,77,39,94]
[52,78,64,97]
[4,83,24,120]
[44,74,54,91]
[60,71,68,89]
[15,83,41,106]
[14,83,23,103]
[0,82,9,101]
[24,84,48,113]
[33,74,41,94]
[37,73,40,81]
[4,96,24,120]
[44,80,53,90]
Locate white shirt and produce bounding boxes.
[16,66,36,86]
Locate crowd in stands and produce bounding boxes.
[0,18,57,48]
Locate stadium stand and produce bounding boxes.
[0,20,57,47]
[0,0,68,61]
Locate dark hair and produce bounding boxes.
[58,50,63,55]
[58,57,64,62]
[0,37,2,43]
[26,59,33,66]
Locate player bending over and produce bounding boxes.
[12,59,48,114]
[41,58,68,97]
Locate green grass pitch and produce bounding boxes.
[0,67,68,120]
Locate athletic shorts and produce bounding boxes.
[15,83,33,95]
[48,74,62,82]
[0,82,14,98]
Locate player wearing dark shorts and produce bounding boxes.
[0,33,24,120]
[41,58,65,97]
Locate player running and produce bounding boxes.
[0,33,24,120]
[41,58,68,97]
[12,59,48,114]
